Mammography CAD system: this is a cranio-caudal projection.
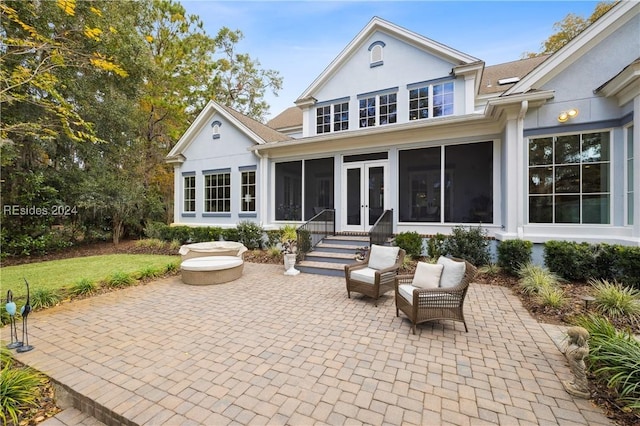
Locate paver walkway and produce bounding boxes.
[17,263,611,425]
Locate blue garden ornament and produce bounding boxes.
[5,289,22,349]
[16,278,33,353]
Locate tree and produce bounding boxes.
[523,1,615,58]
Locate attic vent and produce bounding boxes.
[211,120,222,139]
[498,77,520,85]
[368,41,385,68]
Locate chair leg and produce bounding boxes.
[412,324,416,335]
[463,321,468,332]
[395,307,399,317]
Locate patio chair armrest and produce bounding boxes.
[395,275,414,289]
[344,262,367,274]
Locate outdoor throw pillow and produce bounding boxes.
[437,256,466,288]
[411,262,444,289]
[367,245,400,270]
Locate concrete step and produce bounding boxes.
[303,251,356,265]
[297,260,347,277]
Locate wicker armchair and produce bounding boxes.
[395,257,477,334]
[344,245,406,306]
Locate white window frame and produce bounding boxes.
[408,80,454,120]
[240,169,256,213]
[203,171,231,213]
[183,175,195,213]
[625,125,634,226]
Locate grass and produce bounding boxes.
[1,254,179,302]
[590,278,640,320]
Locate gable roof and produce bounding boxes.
[505,1,639,96]
[267,106,303,131]
[297,16,480,103]
[479,55,550,95]
[166,100,291,162]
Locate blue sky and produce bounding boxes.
[181,1,601,120]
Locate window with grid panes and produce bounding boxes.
[379,93,397,125]
[316,105,331,134]
[241,170,256,213]
[529,132,610,224]
[359,97,376,128]
[333,102,349,131]
[183,175,195,212]
[204,172,231,213]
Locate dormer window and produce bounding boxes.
[211,120,222,139]
[368,41,385,68]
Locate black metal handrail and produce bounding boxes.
[296,209,336,258]
[369,209,393,246]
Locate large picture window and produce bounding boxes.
[399,142,492,223]
[528,132,610,224]
[204,171,231,213]
[240,170,256,213]
[183,175,195,213]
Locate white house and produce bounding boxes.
[167,2,639,247]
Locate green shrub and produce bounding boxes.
[590,279,640,320]
[0,348,47,425]
[164,261,180,274]
[30,288,61,310]
[297,228,312,255]
[237,221,264,250]
[137,266,163,280]
[497,239,532,276]
[144,221,169,240]
[544,241,587,281]
[614,245,640,289]
[426,233,447,260]
[518,263,560,295]
[267,246,282,258]
[163,226,192,244]
[265,230,282,248]
[537,285,567,308]
[169,240,182,251]
[394,231,423,258]
[443,225,490,266]
[70,278,97,297]
[134,238,166,249]
[190,226,222,243]
[478,262,501,277]
[106,271,135,288]
[0,305,9,326]
[221,228,239,242]
[574,315,640,411]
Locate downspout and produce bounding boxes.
[516,100,528,239]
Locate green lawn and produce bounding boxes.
[1,254,179,301]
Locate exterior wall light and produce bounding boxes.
[558,108,579,123]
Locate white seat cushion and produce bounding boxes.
[350,267,377,284]
[181,256,243,271]
[398,284,454,306]
[398,284,418,303]
[437,256,466,288]
[368,245,400,270]
[411,262,444,289]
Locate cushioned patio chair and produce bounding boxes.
[395,256,477,334]
[344,245,406,306]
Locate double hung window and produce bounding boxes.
[627,126,634,225]
[183,175,195,213]
[241,170,256,213]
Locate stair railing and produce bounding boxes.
[296,209,336,259]
[369,209,393,246]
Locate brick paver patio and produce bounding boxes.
[19,263,611,425]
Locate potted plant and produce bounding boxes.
[280,224,300,275]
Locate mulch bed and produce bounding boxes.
[3,241,638,425]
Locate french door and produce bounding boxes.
[342,161,388,232]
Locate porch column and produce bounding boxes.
[173,164,181,224]
[500,101,528,239]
